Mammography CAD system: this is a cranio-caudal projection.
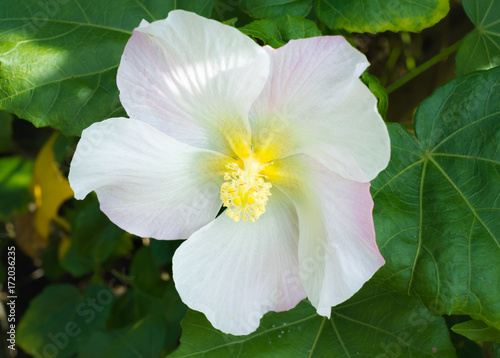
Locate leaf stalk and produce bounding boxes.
[386,39,463,94]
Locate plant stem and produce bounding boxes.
[386,39,463,94]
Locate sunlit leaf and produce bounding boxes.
[169,284,455,357]
[372,67,500,330]
[0,0,213,136]
[8,133,70,260]
[31,133,73,240]
[456,0,500,75]
[314,0,449,33]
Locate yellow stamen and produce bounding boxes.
[220,161,272,223]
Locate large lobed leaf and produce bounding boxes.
[372,67,500,329]
[455,0,500,76]
[314,0,449,33]
[0,0,213,136]
[169,283,455,357]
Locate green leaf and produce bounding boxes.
[222,17,238,26]
[71,197,129,258]
[107,286,186,346]
[451,336,482,358]
[59,243,95,277]
[149,238,182,267]
[240,19,284,47]
[169,283,455,357]
[371,67,500,329]
[53,133,76,165]
[0,156,33,220]
[130,246,167,297]
[452,320,500,342]
[275,14,322,40]
[241,0,312,19]
[314,0,449,33]
[17,284,114,358]
[106,315,168,357]
[361,72,388,118]
[107,246,186,346]
[0,0,213,136]
[456,0,500,76]
[80,315,168,358]
[130,246,187,333]
[494,342,500,357]
[61,196,131,277]
[239,15,321,48]
[42,235,66,281]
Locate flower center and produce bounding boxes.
[220,160,272,223]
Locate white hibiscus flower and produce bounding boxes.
[69,10,390,335]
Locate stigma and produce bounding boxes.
[220,160,272,223]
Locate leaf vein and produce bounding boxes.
[428,156,500,250]
[308,317,326,358]
[329,317,350,358]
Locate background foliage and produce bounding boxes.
[0,0,499,357]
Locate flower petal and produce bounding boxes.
[173,189,306,335]
[250,37,390,182]
[117,10,270,157]
[272,155,385,316]
[69,118,228,240]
